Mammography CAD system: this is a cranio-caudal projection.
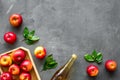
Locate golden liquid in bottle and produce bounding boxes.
[51,54,77,80]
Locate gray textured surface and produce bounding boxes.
[0,0,120,80]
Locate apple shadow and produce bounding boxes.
[3,43,17,50]
[8,23,23,32]
[87,75,98,80]
[104,68,117,77]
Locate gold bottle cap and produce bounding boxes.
[72,54,77,60]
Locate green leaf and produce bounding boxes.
[23,27,40,45]
[95,52,103,63]
[84,54,94,62]
[48,62,58,68]
[44,61,58,70]
[92,50,97,59]
[46,54,53,61]
[26,30,35,40]
[43,54,58,71]
[23,27,29,38]
[27,34,33,40]
[96,59,102,63]
[30,36,40,41]
[84,50,103,64]
[25,39,34,45]
[48,61,57,65]
[29,30,35,36]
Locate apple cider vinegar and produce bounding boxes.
[51,54,77,80]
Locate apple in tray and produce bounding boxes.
[11,49,26,63]
[0,72,13,80]
[0,54,12,67]
[8,64,20,75]
[19,72,31,80]
[20,60,33,72]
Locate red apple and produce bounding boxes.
[0,54,12,67]
[11,49,26,63]
[34,46,46,59]
[105,60,117,72]
[19,72,31,80]
[0,72,13,80]
[20,60,33,72]
[87,64,99,77]
[9,64,20,75]
[9,13,23,27]
[4,32,17,44]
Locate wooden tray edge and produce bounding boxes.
[0,46,41,80]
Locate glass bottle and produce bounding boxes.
[51,54,77,80]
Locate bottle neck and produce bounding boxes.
[64,58,74,69]
[63,54,77,71]
[50,54,77,80]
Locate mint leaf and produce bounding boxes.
[29,30,35,36]
[25,39,34,45]
[23,27,29,38]
[31,36,39,41]
[84,50,103,64]
[26,30,35,40]
[84,54,94,62]
[96,59,102,63]
[92,50,97,59]
[43,54,58,71]
[27,34,33,40]
[23,27,40,45]
[95,52,103,63]
[46,54,53,62]
[47,61,58,69]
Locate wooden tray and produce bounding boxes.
[0,47,41,80]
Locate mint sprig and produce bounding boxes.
[23,27,40,45]
[84,50,103,64]
[43,54,58,71]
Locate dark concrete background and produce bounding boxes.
[0,0,120,80]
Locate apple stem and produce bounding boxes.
[21,39,25,42]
